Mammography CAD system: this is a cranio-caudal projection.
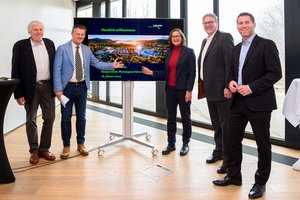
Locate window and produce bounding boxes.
[127,0,155,18]
[111,0,122,18]
[187,0,213,125]
[77,4,93,17]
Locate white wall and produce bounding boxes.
[0,0,75,133]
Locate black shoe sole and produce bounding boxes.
[162,149,176,155]
[217,168,228,174]
[206,157,223,164]
[179,151,189,156]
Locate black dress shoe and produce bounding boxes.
[179,143,189,156]
[206,155,223,163]
[213,175,242,186]
[217,165,228,174]
[162,144,176,155]
[248,184,266,199]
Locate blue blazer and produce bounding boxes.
[53,41,114,92]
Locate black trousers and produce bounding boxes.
[207,99,230,166]
[25,82,55,153]
[227,95,272,185]
[165,87,192,144]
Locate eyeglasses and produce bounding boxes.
[172,35,181,38]
[202,21,215,26]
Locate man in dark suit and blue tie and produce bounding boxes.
[198,13,233,174]
[213,12,282,199]
[53,24,123,159]
[11,20,56,165]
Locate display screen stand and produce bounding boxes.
[97,81,158,156]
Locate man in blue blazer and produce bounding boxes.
[213,13,282,199]
[53,24,123,159]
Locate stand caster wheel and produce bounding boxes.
[146,134,151,140]
[152,149,158,156]
[98,149,105,156]
[109,135,115,140]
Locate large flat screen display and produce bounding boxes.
[74,18,184,81]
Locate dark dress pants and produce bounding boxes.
[207,99,230,166]
[227,95,272,185]
[165,87,192,145]
[25,81,55,153]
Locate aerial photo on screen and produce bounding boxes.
[88,35,169,66]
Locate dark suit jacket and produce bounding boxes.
[11,38,55,105]
[228,35,282,112]
[198,30,234,101]
[153,45,196,91]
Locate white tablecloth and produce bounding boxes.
[282,79,300,127]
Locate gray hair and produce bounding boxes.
[202,13,219,23]
[27,20,44,34]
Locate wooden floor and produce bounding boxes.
[2,102,300,200]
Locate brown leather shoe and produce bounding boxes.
[60,147,70,159]
[39,151,56,161]
[77,144,89,156]
[30,152,39,164]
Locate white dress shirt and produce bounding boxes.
[31,39,50,81]
[70,42,85,82]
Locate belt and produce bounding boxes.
[68,80,85,86]
[36,80,49,85]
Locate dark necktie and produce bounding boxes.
[75,45,83,81]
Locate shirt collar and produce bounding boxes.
[30,38,44,47]
[207,30,217,40]
[72,41,81,49]
[242,33,256,45]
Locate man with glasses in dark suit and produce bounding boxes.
[198,13,233,174]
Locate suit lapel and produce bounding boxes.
[205,31,219,57]
[26,38,37,72]
[199,39,206,57]
[176,46,186,71]
[66,41,74,67]
[234,43,242,77]
[243,35,258,67]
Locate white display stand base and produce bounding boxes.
[292,159,300,171]
[97,81,158,156]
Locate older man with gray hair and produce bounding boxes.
[11,20,56,164]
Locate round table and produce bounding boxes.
[0,78,19,184]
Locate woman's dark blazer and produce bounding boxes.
[153,45,196,92]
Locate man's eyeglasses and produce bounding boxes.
[202,21,215,26]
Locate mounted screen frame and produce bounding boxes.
[74,17,184,81]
